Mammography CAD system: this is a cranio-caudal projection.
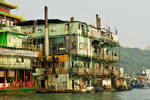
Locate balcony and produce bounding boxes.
[47,67,68,74]
[72,67,103,76]
[72,67,91,75]
[101,36,119,44]
[100,55,119,62]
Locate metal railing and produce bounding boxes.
[0,81,36,89]
[0,61,30,69]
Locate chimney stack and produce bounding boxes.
[70,17,75,22]
[45,6,49,60]
[96,14,101,29]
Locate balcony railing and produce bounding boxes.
[100,55,119,62]
[72,67,103,76]
[0,61,31,69]
[72,67,91,75]
[47,67,68,74]
[100,35,119,45]
[0,81,35,89]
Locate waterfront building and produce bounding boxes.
[15,15,121,91]
[0,0,38,95]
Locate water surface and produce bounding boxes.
[0,89,149,100]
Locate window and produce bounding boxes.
[82,24,84,29]
[88,63,90,68]
[72,42,77,49]
[65,24,69,30]
[16,57,23,63]
[16,58,20,63]
[37,27,42,33]
[82,24,85,34]
[51,24,56,32]
[32,27,36,33]
[78,23,80,30]
[55,74,58,78]
[84,63,86,67]
[21,57,24,63]
[79,42,83,49]
[72,61,74,67]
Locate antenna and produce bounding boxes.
[115,26,118,35]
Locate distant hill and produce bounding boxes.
[143,46,150,50]
[119,47,150,76]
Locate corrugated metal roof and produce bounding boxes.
[15,19,68,26]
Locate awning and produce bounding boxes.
[32,73,41,76]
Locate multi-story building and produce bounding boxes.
[15,15,120,91]
[0,0,38,95]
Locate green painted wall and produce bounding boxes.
[0,32,7,47]
[0,31,24,48]
[30,22,80,37]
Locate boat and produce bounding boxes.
[132,69,150,89]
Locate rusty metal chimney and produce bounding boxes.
[45,6,49,60]
[96,14,101,29]
[70,17,75,22]
[98,17,101,29]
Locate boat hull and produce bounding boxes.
[132,84,150,89]
[0,88,37,95]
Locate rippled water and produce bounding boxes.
[0,89,150,100]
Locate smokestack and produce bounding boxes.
[98,17,101,29]
[96,14,101,29]
[45,6,49,60]
[70,17,75,22]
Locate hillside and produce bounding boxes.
[120,47,150,76]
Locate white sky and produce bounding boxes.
[8,0,150,48]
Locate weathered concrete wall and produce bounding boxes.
[0,56,31,69]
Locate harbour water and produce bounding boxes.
[0,89,150,100]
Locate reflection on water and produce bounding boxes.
[0,89,150,100]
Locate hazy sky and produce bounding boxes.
[8,0,150,48]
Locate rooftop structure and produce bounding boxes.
[0,0,24,27]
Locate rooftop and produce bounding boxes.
[0,0,17,9]
[15,19,68,26]
[0,11,24,22]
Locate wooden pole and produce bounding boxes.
[15,70,17,87]
[4,70,6,88]
[24,70,25,88]
[24,71,25,82]
[30,71,32,87]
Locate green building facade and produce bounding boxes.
[15,19,120,91]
